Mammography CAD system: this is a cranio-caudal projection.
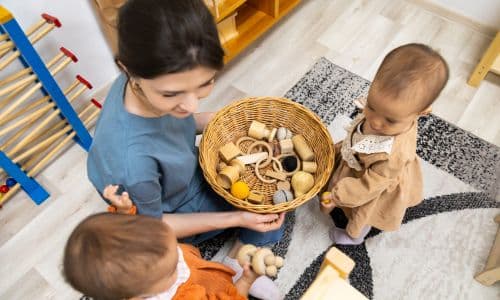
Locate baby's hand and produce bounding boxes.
[103,185,133,214]
[319,192,336,214]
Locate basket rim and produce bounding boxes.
[199,96,335,213]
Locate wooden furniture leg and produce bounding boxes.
[474,214,500,286]
[468,32,500,87]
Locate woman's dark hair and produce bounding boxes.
[116,0,225,79]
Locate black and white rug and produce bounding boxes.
[199,58,500,300]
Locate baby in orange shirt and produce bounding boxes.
[63,212,258,300]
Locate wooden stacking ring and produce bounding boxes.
[236,136,257,149]
[255,158,280,184]
[275,153,301,176]
[247,141,273,168]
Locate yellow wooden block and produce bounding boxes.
[301,266,368,300]
[322,247,355,279]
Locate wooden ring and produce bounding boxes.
[247,141,273,168]
[271,157,284,172]
[255,158,276,184]
[275,153,300,176]
[236,136,257,149]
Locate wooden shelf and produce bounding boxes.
[222,0,301,63]
[216,0,247,22]
[279,0,301,17]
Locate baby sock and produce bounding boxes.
[222,256,283,300]
[221,256,244,283]
[329,225,371,245]
[249,276,283,300]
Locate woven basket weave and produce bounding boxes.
[199,97,334,213]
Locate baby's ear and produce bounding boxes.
[420,106,432,116]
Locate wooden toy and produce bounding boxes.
[0,185,9,193]
[1,74,92,157]
[230,181,250,199]
[247,191,264,204]
[0,99,101,205]
[237,245,284,277]
[247,141,273,168]
[255,157,283,184]
[275,153,301,176]
[475,214,500,286]
[219,142,242,163]
[301,247,367,300]
[273,189,294,204]
[282,155,299,172]
[292,135,314,161]
[291,171,314,197]
[237,152,267,165]
[276,127,292,140]
[0,13,62,71]
[302,161,317,173]
[235,136,257,149]
[248,121,277,142]
[321,191,332,204]
[217,159,245,189]
[276,180,291,191]
[265,170,287,181]
[279,139,294,154]
[216,161,227,172]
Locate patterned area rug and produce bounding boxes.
[199,58,500,299]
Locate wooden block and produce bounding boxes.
[277,180,291,190]
[265,170,287,181]
[247,191,264,204]
[321,247,355,280]
[302,161,317,173]
[237,152,268,165]
[219,142,241,163]
[279,139,294,154]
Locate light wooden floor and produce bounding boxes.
[1,0,499,299]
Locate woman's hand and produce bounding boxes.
[238,211,285,232]
[103,185,133,214]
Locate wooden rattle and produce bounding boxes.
[248,121,277,142]
[217,159,245,189]
[291,171,314,197]
[237,244,284,277]
[292,135,314,161]
[279,139,294,154]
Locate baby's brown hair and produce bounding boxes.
[371,43,449,112]
[63,213,177,300]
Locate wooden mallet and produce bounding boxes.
[0,13,61,67]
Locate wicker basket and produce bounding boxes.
[199,97,335,213]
